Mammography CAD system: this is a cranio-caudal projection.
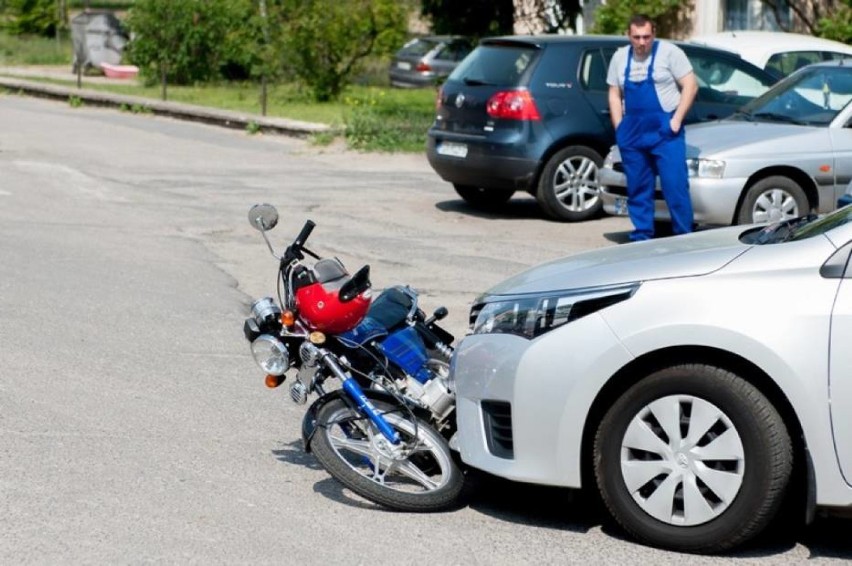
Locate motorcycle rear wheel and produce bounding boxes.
[311,398,462,512]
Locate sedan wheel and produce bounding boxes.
[737,176,808,225]
[536,145,603,221]
[594,364,792,553]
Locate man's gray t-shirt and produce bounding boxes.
[606,40,693,112]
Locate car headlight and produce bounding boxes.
[251,335,290,376]
[686,158,725,179]
[469,282,640,339]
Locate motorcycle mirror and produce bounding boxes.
[248,203,279,232]
[432,307,448,321]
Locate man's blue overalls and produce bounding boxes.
[616,41,692,241]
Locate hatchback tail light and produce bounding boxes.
[486,90,541,121]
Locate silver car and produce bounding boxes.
[388,36,472,88]
[599,61,852,226]
[451,205,852,553]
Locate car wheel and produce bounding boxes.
[453,184,514,209]
[536,146,603,221]
[736,176,808,225]
[593,364,792,553]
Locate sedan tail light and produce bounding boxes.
[486,90,541,121]
[416,62,432,72]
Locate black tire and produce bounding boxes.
[536,145,603,221]
[453,184,514,209]
[736,176,808,225]
[593,364,792,554]
[311,398,463,512]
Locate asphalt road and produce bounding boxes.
[1,94,850,564]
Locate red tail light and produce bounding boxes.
[486,90,541,121]
[416,62,432,72]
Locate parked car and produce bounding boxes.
[450,205,852,553]
[426,35,776,221]
[600,60,852,226]
[389,36,473,88]
[689,31,852,81]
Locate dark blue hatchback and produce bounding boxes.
[426,35,776,221]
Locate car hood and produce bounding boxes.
[485,227,750,296]
[684,120,815,157]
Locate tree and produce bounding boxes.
[589,0,689,38]
[280,0,408,101]
[2,0,59,36]
[125,0,248,96]
[420,0,515,37]
[762,0,852,42]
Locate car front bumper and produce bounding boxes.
[451,314,634,487]
[599,166,745,226]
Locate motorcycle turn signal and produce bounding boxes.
[265,374,286,388]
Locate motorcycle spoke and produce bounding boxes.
[394,459,439,490]
[329,434,373,459]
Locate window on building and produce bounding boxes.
[724,0,791,31]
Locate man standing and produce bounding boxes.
[607,14,698,241]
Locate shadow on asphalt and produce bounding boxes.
[271,439,325,472]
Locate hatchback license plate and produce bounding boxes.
[437,142,468,158]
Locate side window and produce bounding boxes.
[689,52,772,105]
[435,41,472,62]
[580,49,609,91]
[767,51,823,77]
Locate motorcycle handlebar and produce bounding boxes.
[293,220,316,250]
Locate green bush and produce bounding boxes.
[125,0,250,85]
[280,0,408,101]
[343,89,435,152]
[2,0,59,36]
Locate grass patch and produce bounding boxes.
[343,89,436,152]
[0,31,72,66]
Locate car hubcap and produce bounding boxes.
[553,156,600,211]
[753,189,799,223]
[620,394,745,526]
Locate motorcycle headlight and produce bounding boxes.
[686,158,725,179]
[470,283,640,339]
[251,335,290,376]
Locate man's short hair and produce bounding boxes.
[628,13,656,32]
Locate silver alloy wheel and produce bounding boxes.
[324,406,454,493]
[552,155,601,212]
[751,188,801,223]
[620,394,745,526]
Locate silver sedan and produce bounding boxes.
[600,61,852,226]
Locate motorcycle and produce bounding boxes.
[242,203,462,511]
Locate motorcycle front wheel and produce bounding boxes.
[311,398,463,512]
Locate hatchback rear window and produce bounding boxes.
[399,39,439,57]
[448,44,538,86]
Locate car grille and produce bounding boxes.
[481,400,513,459]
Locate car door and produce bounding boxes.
[682,47,775,122]
[577,46,620,138]
[829,241,852,485]
[829,110,852,207]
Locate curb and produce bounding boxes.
[0,76,333,138]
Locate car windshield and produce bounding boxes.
[447,43,538,86]
[742,205,852,244]
[736,65,852,126]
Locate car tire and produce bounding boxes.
[536,146,603,222]
[736,176,808,225]
[593,364,792,554]
[453,184,514,209]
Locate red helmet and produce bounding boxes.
[294,260,372,334]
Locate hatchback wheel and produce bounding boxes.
[536,146,603,221]
[453,184,514,209]
[594,364,792,553]
[736,176,808,225]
